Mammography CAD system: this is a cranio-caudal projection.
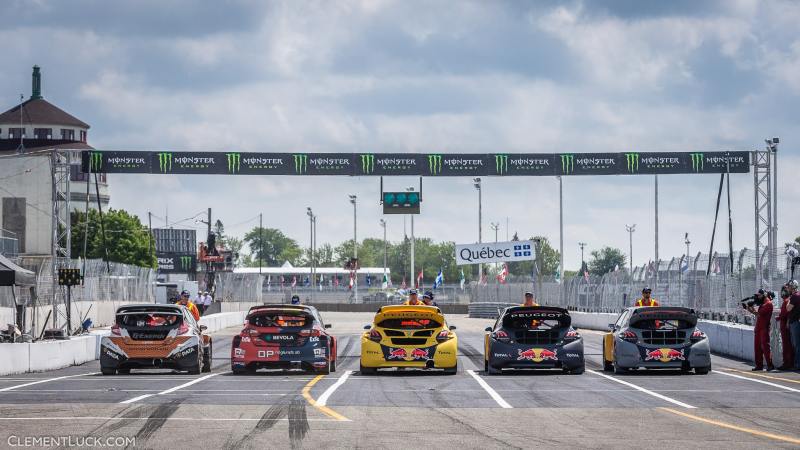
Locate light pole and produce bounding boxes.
[684,232,691,264]
[491,222,499,298]
[474,178,482,283]
[490,222,500,275]
[578,242,586,266]
[407,187,415,287]
[380,218,387,289]
[626,224,636,272]
[349,195,358,302]
[307,207,315,301]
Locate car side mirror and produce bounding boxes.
[199,324,208,331]
[608,323,616,331]
[363,325,371,330]
[324,324,332,329]
[484,326,493,332]
[449,325,457,330]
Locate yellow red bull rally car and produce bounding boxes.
[602,306,711,374]
[360,305,457,375]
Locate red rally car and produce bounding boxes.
[231,304,337,374]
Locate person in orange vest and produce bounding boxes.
[177,291,201,321]
[522,292,539,307]
[404,289,424,305]
[635,287,660,307]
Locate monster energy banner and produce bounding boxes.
[156,253,196,273]
[81,150,750,176]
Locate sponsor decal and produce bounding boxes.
[360,154,375,174]
[176,346,196,358]
[564,353,580,358]
[560,154,574,174]
[226,152,241,173]
[690,153,703,172]
[492,353,512,358]
[625,153,639,173]
[309,336,320,342]
[89,151,103,172]
[234,348,246,357]
[387,348,407,360]
[157,152,173,173]
[293,154,308,174]
[104,349,120,360]
[309,156,351,172]
[376,156,417,172]
[510,312,563,319]
[427,154,443,175]
[313,348,326,357]
[180,256,193,271]
[644,348,685,363]
[495,154,509,174]
[270,335,295,340]
[517,348,558,362]
[411,348,429,360]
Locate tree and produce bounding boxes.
[243,227,302,267]
[588,247,626,275]
[226,236,244,265]
[70,208,156,268]
[213,219,228,247]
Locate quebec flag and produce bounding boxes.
[433,269,444,289]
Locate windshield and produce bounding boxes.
[118,313,181,328]
[632,319,694,330]
[377,318,442,329]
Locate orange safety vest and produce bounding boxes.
[635,298,660,307]
[185,301,201,321]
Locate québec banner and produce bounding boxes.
[455,241,536,266]
[82,150,750,176]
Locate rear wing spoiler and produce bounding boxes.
[116,305,182,315]
[501,306,571,327]
[629,307,698,327]
[375,305,444,323]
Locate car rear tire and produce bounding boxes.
[613,361,629,375]
[487,364,502,375]
[602,342,614,372]
[360,364,376,375]
[202,343,212,373]
[100,367,116,376]
[188,351,202,375]
[694,366,710,375]
[565,365,585,375]
[117,368,130,375]
[443,363,457,375]
[232,366,246,375]
[484,359,489,373]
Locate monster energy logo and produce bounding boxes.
[625,153,639,173]
[560,154,575,174]
[427,154,443,175]
[495,154,509,174]
[157,152,173,173]
[226,153,241,173]
[360,154,375,174]
[293,154,308,174]
[690,153,704,172]
[180,256,193,271]
[88,151,103,172]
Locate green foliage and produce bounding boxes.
[70,208,156,268]
[588,247,626,275]
[243,227,302,267]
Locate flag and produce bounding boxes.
[680,258,689,273]
[433,269,444,289]
[267,275,271,292]
[319,274,324,291]
[581,261,590,282]
[366,274,372,287]
[496,263,509,284]
[348,271,355,290]
[382,273,389,289]
[459,269,465,291]
[416,268,424,288]
[401,276,407,290]
[554,267,561,284]
[280,275,285,287]
[291,276,297,287]
[711,258,721,276]
[334,275,339,287]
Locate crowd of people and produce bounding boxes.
[748,280,800,372]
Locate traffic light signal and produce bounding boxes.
[382,191,420,214]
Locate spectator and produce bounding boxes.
[776,283,795,370]
[177,291,201,321]
[747,289,775,371]
[785,280,800,371]
[203,291,213,314]
[195,291,206,315]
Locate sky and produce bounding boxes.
[1,0,798,271]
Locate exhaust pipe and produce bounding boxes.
[425,360,435,369]
[153,359,163,367]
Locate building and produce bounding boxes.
[0,66,109,256]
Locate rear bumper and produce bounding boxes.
[100,335,201,370]
[360,337,458,369]
[614,339,711,369]
[487,339,584,370]
[231,336,331,371]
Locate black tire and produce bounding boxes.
[484,359,489,373]
[187,349,202,375]
[202,343,212,373]
[231,366,246,375]
[443,363,457,375]
[330,344,336,372]
[117,368,130,375]
[487,364,502,375]
[694,366,710,375]
[101,367,116,376]
[613,361,629,375]
[602,342,614,372]
[565,364,585,375]
[360,364,376,375]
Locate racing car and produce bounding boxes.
[100,304,212,375]
[602,306,711,374]
[484,305,585,375]
[230,304,336,374]
[360,305,457,375]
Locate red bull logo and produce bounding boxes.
[388,348,407,359]
[644,348,685,363]
[517,348,558,362]
[411,348,429,360]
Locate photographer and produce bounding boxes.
[785,280,800,371]
[776,282,795,370]
[745,289,774,371]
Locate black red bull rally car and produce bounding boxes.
[602,306,711,374]
[484,306,585,375]
[230,304,336,374]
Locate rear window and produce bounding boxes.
[249,313,310,328]
[118,313,181,328]
[632,319,694,330]
[378,318,442,329]
[503,312,569,330]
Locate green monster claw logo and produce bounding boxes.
[89,151,103,172]
[293,154,308,174]
[625,153,639,173]
[360,154,375,174]
[180,256,193,271]
[560,154,575,174]
[226,153,241,173]
[495,154,509,175]
[157,152,172,173]
[427,154,443,175]
[690,153,704,172]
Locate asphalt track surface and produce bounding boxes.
[1,313,799,449]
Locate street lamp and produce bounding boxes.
[626,224,636,271]
[406,187,415,286]
[306,207,315,299]
[473,178,482,283]
[379,219,387,288]
[578,242,586,265]
[349,195,358,302]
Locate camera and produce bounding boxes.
[740,289,774,309]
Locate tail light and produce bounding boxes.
[491,330,510,342]
[691,330,706,342]
[619,330,638,342]
[564,329,581,341]
[299,329,322,337]
[110,324,121,336]
[177,322,190,335]
[369,329,382,342]
[436,330,452,342]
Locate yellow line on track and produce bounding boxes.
[659,408,800,445]
[724,368,800,384]
[301,375,351,422]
